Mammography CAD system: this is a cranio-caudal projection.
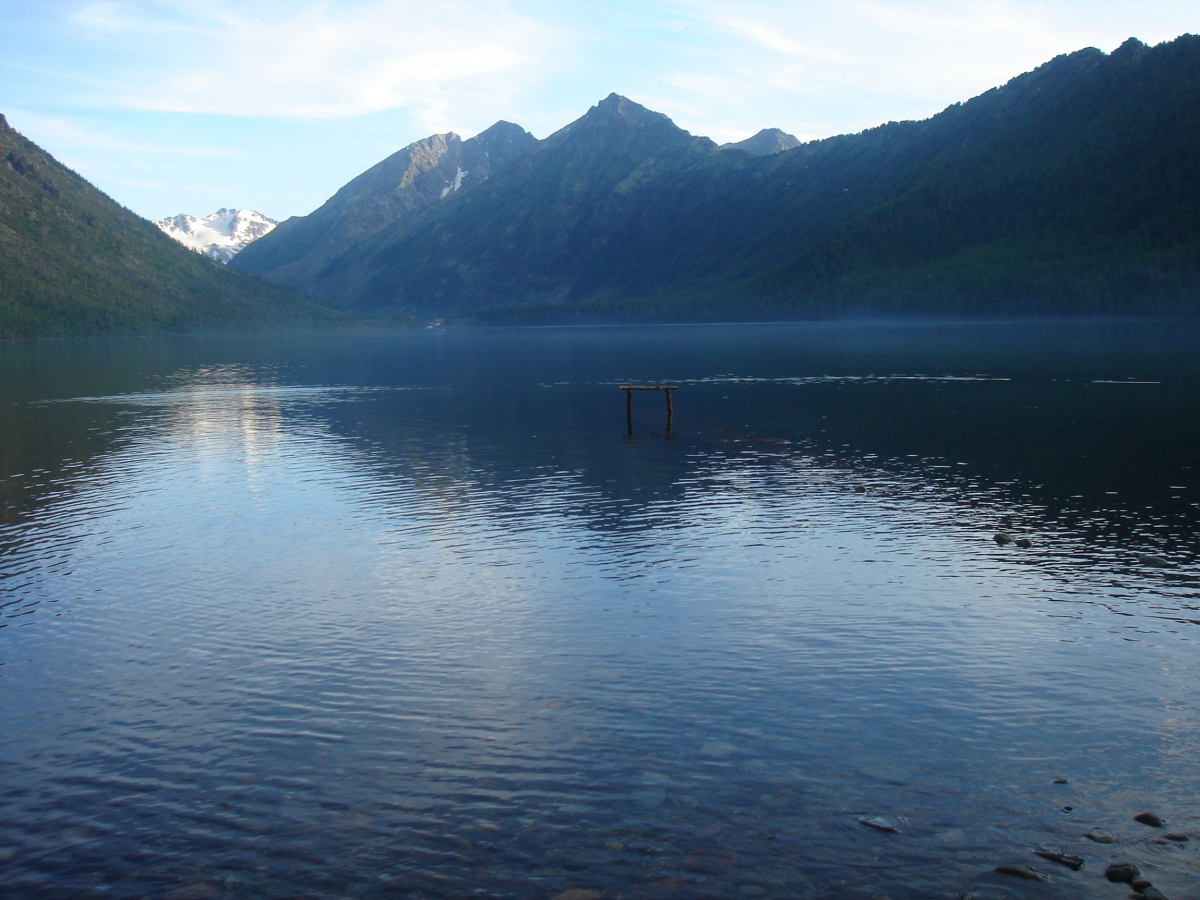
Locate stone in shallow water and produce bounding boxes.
[994,533,1014,545]
[684,848,737,874]
[1138,887,1169,900]
[1015,537,1032,549]
[1138,554,1170,568]
[700,741,735,758]
[1052,777,1069,784]
[1034,845,1085,870]
[632,787,667,808]
[1165,832,1188,842]
[856,815,906,833]
[164,887,219,900]
[995,864,1049,882]
[1087,827,1117,843]
[1104,861,1140,883]
[647,877,696,898]
[1135,812,1165,827]
[552,891,603,900]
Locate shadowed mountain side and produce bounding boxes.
[231,121,537,297]
[310,94,719,311]
[239,37,1200,321]
[0,116,331,337]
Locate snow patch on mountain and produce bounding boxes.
[440,166,468,199]
[156,208,278,263]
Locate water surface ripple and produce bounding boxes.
[1,323,1198,899]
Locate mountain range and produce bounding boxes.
[0,115,328,337]
[156,208,277,263]
[4,34,1200,336]
[235,35,1200,322]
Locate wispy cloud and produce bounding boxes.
[62,0,555,123]
[9,111,241,160]
[6,0,1197,217]
[624,0,1161,142]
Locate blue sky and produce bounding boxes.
[1,1,1196,221]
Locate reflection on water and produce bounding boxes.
[1,323,1199,900]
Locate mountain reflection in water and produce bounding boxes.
[1,323,1198,900]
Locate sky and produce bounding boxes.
[1,1,1196,221]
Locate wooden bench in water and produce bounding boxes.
[620,384,678,435]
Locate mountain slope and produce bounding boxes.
[232,121,536,297]
[238,35,1200,321]
[156,208,277,263]
[720,128,800,156]
[295,94,718,310]
[0,116,330,336]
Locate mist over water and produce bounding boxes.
[1,322,1199,900]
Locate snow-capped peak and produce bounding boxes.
[155,208,278,263]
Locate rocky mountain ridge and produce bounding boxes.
[232,121,537,298]
[719,128,801,156]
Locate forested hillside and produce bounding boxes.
[0,116,329,337]
[236,35,1200,322]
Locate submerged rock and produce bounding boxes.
[684,848,737,873]
[1035,845,1085,870]
[1105,861,1140,883]
[700,740,736,758]
[856,815,906,833]
[1135,812,1165,827]
[1052,778,1069,784]
[1138,554,1170,568]
[1087,827,1117,843]
[632,787,667,808]
[1137,887,1169,900]
[552,891,604,900]
[1165,832,1188,842]
[163,887,219,900]
[647,877,695,897]
[994,533,1014,546]
[995,864,1049,882]
[1015,537,1033,549]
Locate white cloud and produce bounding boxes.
[621,0,1200,143]
[64,0,554,123]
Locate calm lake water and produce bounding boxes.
[1,322,1199,900]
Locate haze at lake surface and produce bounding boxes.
[1,322,1199,900]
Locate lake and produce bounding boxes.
[1,322,1198,900]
